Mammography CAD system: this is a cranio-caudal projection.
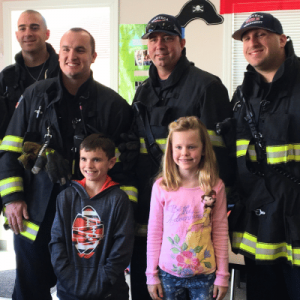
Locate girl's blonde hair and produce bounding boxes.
[158,116,219,193]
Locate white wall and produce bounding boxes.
[0,0,226,80]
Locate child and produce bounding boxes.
[49,133,134,300]
[146,117,229,300]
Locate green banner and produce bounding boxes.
[119,24,150,104]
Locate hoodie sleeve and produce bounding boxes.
[103,191,135,284]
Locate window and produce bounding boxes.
[3,0,119,91]
[223,10,300,97]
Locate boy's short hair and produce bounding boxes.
[80,133,115,159]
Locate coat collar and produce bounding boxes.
[45,72,94,108]
[243,39,298,100]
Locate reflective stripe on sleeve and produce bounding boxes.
[0,177,24,197]
[236,141,300,164]
[232,231,300,265]
[0,135,23,153]
[139,138,166,154]
[115,148,121,163]
[207,130,225,147]
[236,140,250,157]
[120,186,138,203]
[3,208,39,242]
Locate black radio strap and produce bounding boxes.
[133,102,163,167]
[238,88,266,162]
[239,87,300,185]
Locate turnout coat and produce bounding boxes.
[229,40,300,265]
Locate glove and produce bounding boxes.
[18,142,43,170]
[45,149,71,185]
[118,132,140,172]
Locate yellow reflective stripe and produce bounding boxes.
[0,177,23,197]
[115,148,120,163]
[232,231,300,265]
[236,140,249,157]
[236,142,300,164]
[248,145,257,161]
[140,139,147,154]
[3,208,39,242]
[0,135,23,153]
[207,130,225,147]
[266,144,300,164]
[139,138,166,154]
[20,220,39,241]
[120,186,138,203]
[135,223,148,236]
[0,139,2,145]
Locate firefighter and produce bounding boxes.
[128,14,233,300]
[0,10,59,218]
[0,28,133,300]
[229,12,300,300]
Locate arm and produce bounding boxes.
[104,92,138,207]
[200,80,235,189]
[211,181,230,290]
[0,94,29,233]
[103,192,135,284]
[146,181,164,299]
[49,192,73,286]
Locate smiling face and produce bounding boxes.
[147,32,185,79]
[59,30,97,82]
[15,12,49,55]
[79,148,116,184]
[242,29,287,77]
[172,129,204,177]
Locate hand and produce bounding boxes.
[118,132,140,172]
[5,201,29,234]
[213,285,228,300]
[147,284,163,300]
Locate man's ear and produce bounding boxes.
[180,38,186,50]
[279,34,287,48]
[92,52,97,64]
[46,29,50,41]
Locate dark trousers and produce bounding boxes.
[130,236,151,300]
[12,201,57,300]
[245,257,300,300]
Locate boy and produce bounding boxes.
[49,133,134,300]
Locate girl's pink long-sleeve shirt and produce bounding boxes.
[146,178,229,287]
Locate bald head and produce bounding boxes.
[16,10,50,55]
[19,10,47,30]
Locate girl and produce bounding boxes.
[146,116,229,300]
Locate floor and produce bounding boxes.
[0,250,246,300]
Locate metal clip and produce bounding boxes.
[44,126,52,141]
[255,209,266,216]
[35,106,43,118]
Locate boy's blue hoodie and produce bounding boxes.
[49,176,134,300]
